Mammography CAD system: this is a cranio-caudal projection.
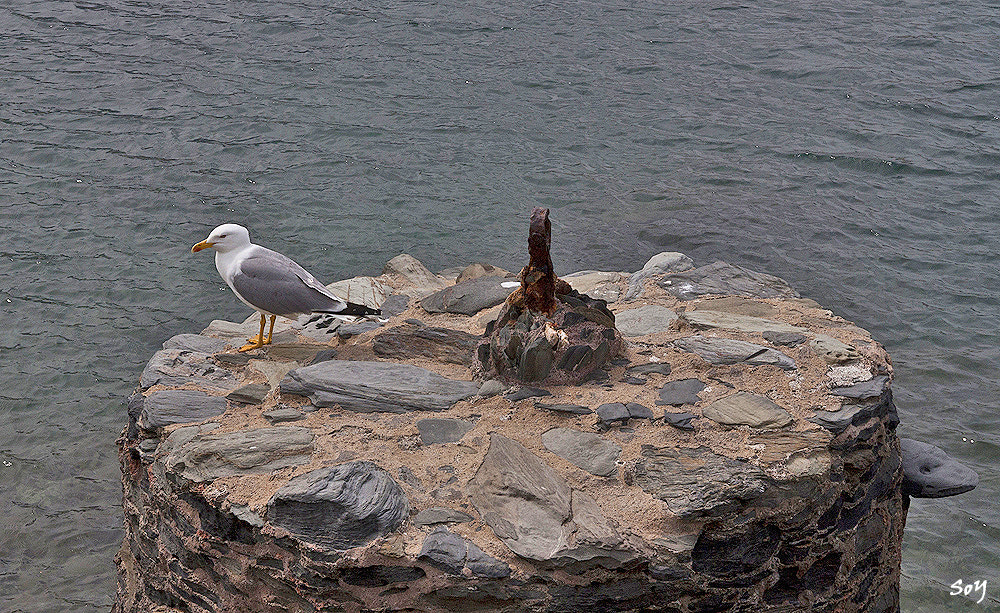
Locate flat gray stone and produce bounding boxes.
[656,378,706,406]
[470,434,635,567]
[627,362,672,377]
[383,254,449,296]
[659,261,799,301]
[417,418,474,445]
[674,336,796,370]
[596,403,630,424]
[810,334,860,364]
[562,271,627,302]
[702,392,793,429]
[664,412,697,431]
[542,428,621,477]
[419,526,511,578]
[226,383,269,405]
[325,276,389,311]
[262,407,304,423]
[267,461,408,551]
[372,323,479,366]
[633,446,770,518]
[535,402,593,415]
[336,320,383,339]
[626,402,655,419]
[201,318,260,339]
[280,361,480,413]
[161,426,314,483]
[412,507,475,526]
[380,294,411,317]
[163,334,229,354]
[614,305,679,336]
[140,390,227,429]
[624,252,695,300]
[140,349,239,392]
[831,375,890,399]
[420,276,516,315]
[680,310,807,335]
[900,438,978,498]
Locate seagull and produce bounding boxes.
[192,223,380,352]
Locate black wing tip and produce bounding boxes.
[335,301,382,317]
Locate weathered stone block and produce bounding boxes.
[267,461,408,550]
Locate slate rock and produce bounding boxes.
[659,261,799,300]
[266,343,326,363]
[809,391,895,435]
[213,353,252,366]
[562,271,628,302]
[674,336,796,370]
[518,337,555,381]
[140,390,227,430]
[535,402,593,415]
[831,375,890,400]
[262,407,304,423]
[596,403,630,424]
[702,392,793,429]
[626,402,654,419]
[505,387,551,401]
[325,276,389,310]
[633,446,770,518]
[280,361,480,413]
[420,276,516,316]
[308,348,340,365]
[614,305,679,336]
[373,323,479,366]
[762,331,808,347]
[380,294,411,317]
[412,507,475,526]
[624,251,695,300]
[810,334,860,364]
[622,376,647,385]
[226,383,269,405]
[337,320,383,339]
[470,434,635,566]
[656,378,706,406]
[681,310,808,335]
[419,526,511,578]
[140,349,239,392]
[542,428,622,477]
[663,412,697,431]
[163,334,229,354]
[900,438,978,498]
[267,461,409,551]
[627,362,672,377]
[382,254,449,296]
[417,418,475,445]
[339,565,426,587]
[161,426,314,483]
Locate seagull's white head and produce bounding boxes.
[192,223,252,254]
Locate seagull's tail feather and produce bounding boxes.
[322,300,381,317]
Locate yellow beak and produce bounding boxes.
[191,240,214,253]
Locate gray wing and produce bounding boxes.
[230,247,348,317]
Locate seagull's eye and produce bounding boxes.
[219,234,227,238]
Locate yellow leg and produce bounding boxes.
[265,314,276,345]
[239,314,266,352]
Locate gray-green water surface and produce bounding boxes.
[1,1,997,610]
